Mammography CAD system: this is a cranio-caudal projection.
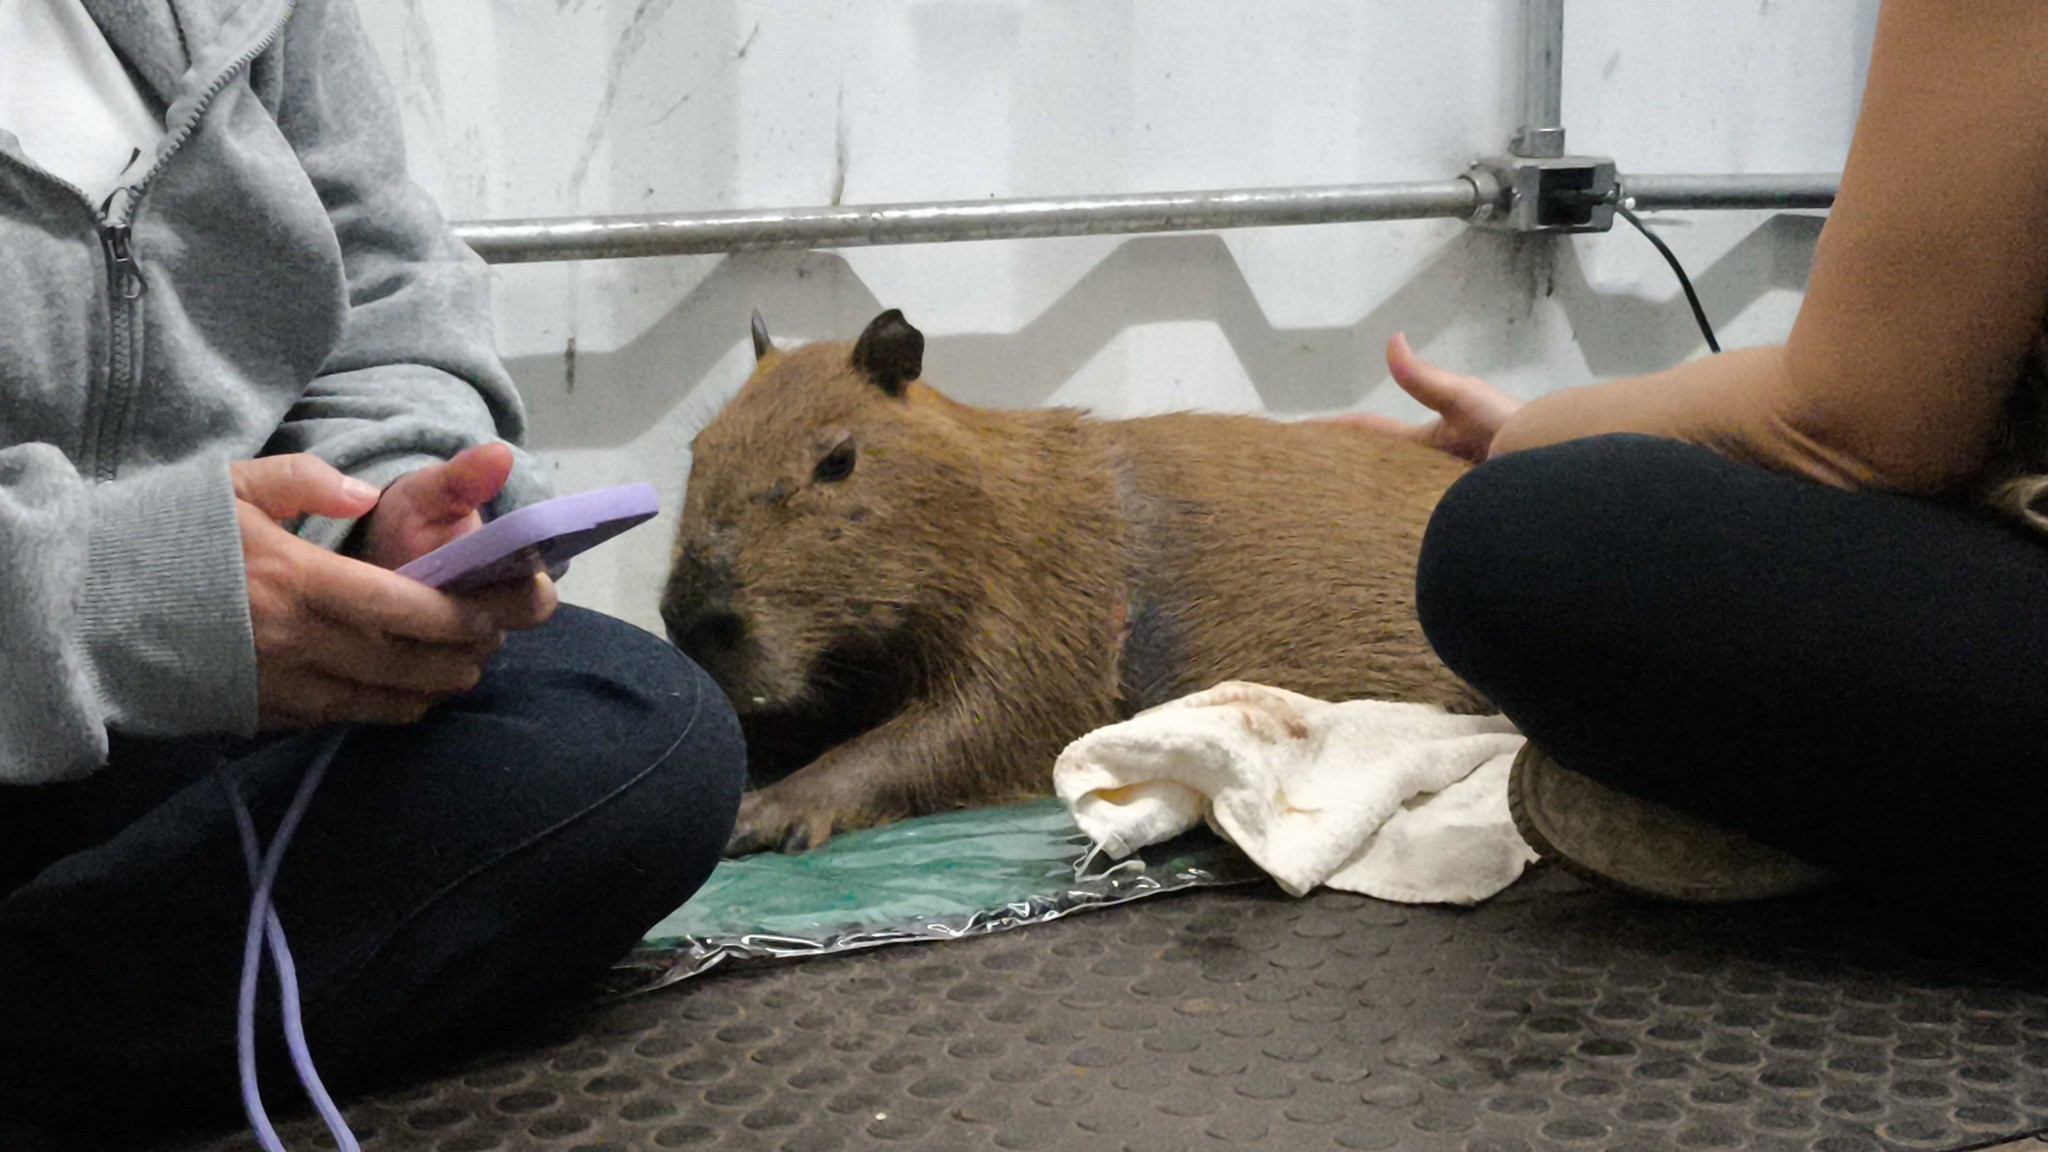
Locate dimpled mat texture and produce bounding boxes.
[161,867,2048,1152]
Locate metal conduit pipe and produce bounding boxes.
[455,179,1484,265]
[1623,173,1838,212]
[1511,0,1567,159]
[449,173,1836,265]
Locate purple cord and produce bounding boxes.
[216,729,360,1152]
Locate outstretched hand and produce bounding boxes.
[1317,333,1524,463]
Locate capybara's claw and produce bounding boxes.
[723,791,770,856]
[723,820,767,857]
[723,789,836,856]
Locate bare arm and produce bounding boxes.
[1493,0,2048,493]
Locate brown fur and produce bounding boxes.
[662,310,1484,855]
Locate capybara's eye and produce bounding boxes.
[813,441,857,484]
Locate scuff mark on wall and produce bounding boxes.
[566,0,680,200]
[829,81,848,207]
[1504,233,1555,320]
[397,0,446,131]
[565,335,578,394]
[652,91,692,125]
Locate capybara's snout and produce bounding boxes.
[666,602,748,662]
[660,543,745,659]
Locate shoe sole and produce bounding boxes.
[1508,744,1835,904]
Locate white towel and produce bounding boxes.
[1053,681,1539,905]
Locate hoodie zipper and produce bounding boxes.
[93,217,148,481]
[0,0,297,480]
[119,0,298,214]
[0,149,136,479]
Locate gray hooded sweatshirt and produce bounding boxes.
[1,0,548,784]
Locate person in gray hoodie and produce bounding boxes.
[0,0,744,1140]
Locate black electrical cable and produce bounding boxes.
[1615,203,1720,353]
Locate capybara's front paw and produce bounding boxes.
[724,787,845,856]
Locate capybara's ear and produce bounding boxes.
[751,309,775,361]
[850,309,923,398]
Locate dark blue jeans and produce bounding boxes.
[1416,434,2048,899]
[0,605,744,1142]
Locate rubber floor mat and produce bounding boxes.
[159,866,2048,1152]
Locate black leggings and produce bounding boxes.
[0,605,745,1143]
[1416,434,2048,897]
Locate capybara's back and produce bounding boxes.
[1106,412,1481,714]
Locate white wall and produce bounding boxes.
[356,0,1874,635]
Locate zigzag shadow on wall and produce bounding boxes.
[1555,212,1825,376]
[505,215,1824,452]
[918,229,1539,414]
[507,250,885,450]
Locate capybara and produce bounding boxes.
[663,309,1485,855]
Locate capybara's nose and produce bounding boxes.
[666,605,748,658]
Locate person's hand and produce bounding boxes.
[357,442,514,570]
[354,441,558,637]
[232,454,555,729]
[1316,333,1524,463]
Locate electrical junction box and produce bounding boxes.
[1466,155,1618,234]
